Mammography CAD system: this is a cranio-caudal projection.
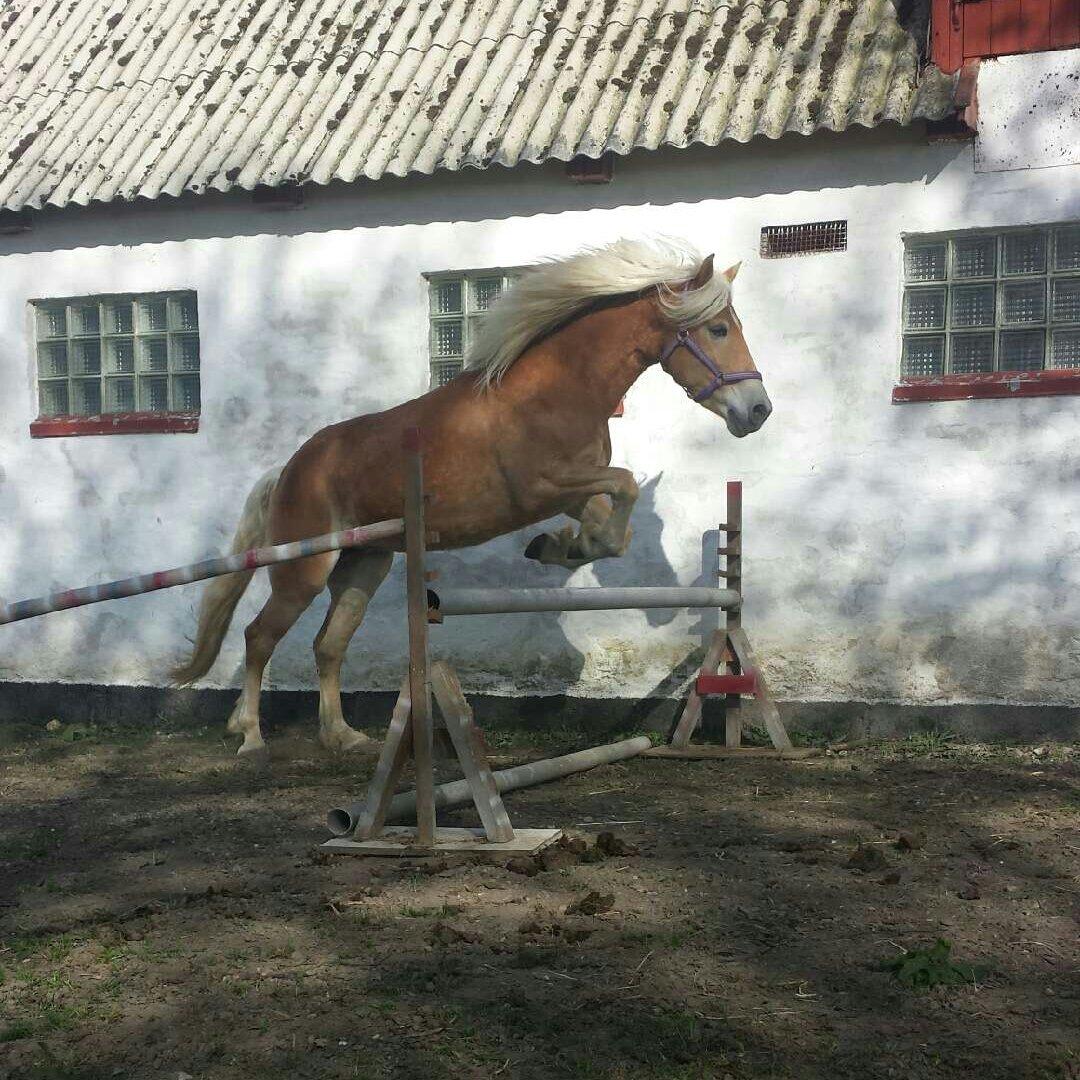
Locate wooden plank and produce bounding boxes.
[728,629,792,751]
[931,0,960,71]
[430,660,515,843]
[725,696,743,748]
[894,368,1080,402]
[696,672,757,696]
[670,629,726,747]
[1050,0,1080,46]
[964,0,993,56]
[403,427,436,847]
[354,681,412,839]
[723,481,743,748]
[322,826,562,858]
[753,666,792,752]
[726,626,752,671]
[1022,0,1052,50]
[991,0,1025,55]
[643,746,819,760]
[723,482,742,631]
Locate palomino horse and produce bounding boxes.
[172,239,773,754]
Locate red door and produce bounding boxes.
[932,0,1080,72]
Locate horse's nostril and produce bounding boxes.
[751,403,770,424]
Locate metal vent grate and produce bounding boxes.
[760,220,847,259]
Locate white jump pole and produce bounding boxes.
[327,735,651,836]
[431,586,740,617]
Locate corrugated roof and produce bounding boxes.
[0,0,959,212]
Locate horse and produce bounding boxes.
[171,238,773,755]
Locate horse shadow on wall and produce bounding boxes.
[405,473,712,738]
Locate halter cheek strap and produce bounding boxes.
[659,329,763,403]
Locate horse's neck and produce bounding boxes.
[502,299,660,421]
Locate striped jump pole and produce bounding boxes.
[0,518,405,627]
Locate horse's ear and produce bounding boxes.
[723,261,741,283]
[686,254,714,291]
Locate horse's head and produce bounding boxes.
[656,256,772,439]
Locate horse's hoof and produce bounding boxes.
[237,738,267,757]
[524,534,548,561]
[320,727,373,753]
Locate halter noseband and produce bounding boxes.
[658,329,763,403]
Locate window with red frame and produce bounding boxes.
[30,291,200,437]
[896,224,1080,402]
[932,0,1080,73]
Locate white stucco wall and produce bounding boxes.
[2,51,1080,709]
[975,49,1080,173]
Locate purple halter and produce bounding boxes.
[658,328,764,403]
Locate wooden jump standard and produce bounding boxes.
[426,480,795,760]
[651,480,797,760]
[324,433,799,860]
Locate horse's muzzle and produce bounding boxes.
[726,383,773,437]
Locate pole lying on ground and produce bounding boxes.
[0,518,405,627]
[431,586,740,618]
[326,735,652,837]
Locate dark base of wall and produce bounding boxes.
[0,681,1077,743]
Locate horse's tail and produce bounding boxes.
[170,467,282,686]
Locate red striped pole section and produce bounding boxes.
[0,518,405,627]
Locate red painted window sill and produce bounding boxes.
[893,370,1080,403]
[30,413,200,438]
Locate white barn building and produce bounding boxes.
[1,0,1079,740]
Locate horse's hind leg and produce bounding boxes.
[313,549,394,753]
[228,557,332,755]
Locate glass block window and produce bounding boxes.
[426,270,519,387]
[902,225,1080,377]
[33,291,200,417]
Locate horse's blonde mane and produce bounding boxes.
[465,238,732,389]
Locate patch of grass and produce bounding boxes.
[787,715,851,748]
[737,723,773,748]
[134,941,180,963]
[5,934,48,961]
[46,723,98,744]
[902,729,956,756]
[879,939,984,989]
[98,944,128,967]
[0,1006,79,1044]
[44,935,81,963]
[1,1019,35,1042]
[0,934,82,976]
[346,908,382,929]
[40,1006,78,1032]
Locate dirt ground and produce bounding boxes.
[0,715,1077,1080]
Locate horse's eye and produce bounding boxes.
[709,324,728,339]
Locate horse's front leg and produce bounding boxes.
[524,467,639,568]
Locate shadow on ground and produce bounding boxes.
[0,721,1078,1080]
